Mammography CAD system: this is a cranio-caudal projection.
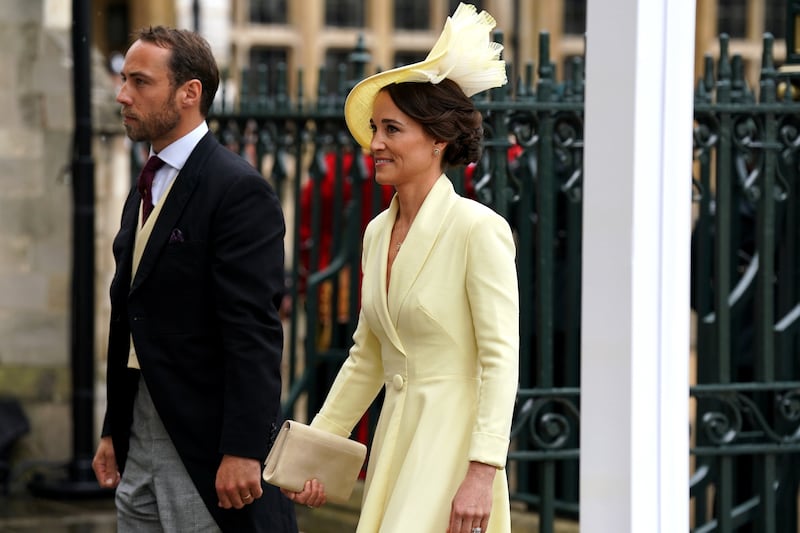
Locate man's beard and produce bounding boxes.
[124,99,181,143]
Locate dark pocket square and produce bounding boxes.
[169,228,185,243]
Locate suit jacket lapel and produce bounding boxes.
[130,133,216,294]
[387,175,456,324]
[112,189,142,301]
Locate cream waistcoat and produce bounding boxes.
[127,177,179,369]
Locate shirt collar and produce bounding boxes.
[149,121,209,171]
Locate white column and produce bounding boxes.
[580,0,695,532]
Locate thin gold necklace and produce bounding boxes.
[393,220,409,255]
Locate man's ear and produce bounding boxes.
[180,79,203,109]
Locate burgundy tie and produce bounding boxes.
[137,155,165,226]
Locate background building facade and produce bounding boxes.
[89,0,790,107]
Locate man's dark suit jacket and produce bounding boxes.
[101,132,297,532]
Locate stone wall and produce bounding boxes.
[0,0,127,485]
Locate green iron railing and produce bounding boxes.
[199,30,800,533]
[690,33,800,533]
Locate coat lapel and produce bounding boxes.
[130,133,216,294]
[387,175,457,324]
[367,199,405,353]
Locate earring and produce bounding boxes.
[434,148,440,156]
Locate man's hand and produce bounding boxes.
[92,436,121,488]
[215,455,264,509]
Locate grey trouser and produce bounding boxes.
[115,376,221,533]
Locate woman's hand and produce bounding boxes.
[447,461,496,533]
[281,479,327,509]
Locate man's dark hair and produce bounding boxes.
[135,26,220,116]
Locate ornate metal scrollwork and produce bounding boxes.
[778,389,800,422]
[693,112,720,152]
[694,387,800,447]
[508,111,539,150]
[700,397,742,445]
[731,114,763,201]
[512,394,580,452]
[552,112,583,203]
[778,113,800,192]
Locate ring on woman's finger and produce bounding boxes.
[471,528,482,533]
[242,494,253,501]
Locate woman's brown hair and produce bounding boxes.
[383,79,484,168]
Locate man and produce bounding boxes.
[91,26,297,532]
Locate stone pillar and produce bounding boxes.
[129,1,177,33]
[367,0,393,72]
[291,0,324,98]
[694,0,717,83]
[0,0,126,470]
[0,0,73,463]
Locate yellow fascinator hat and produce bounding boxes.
[344,2,508,150]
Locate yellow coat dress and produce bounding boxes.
[312,175,519,532]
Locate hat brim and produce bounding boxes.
[344,55,444,151]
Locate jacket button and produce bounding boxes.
[392,374,405,390]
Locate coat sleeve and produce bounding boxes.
[311,223,385,437]
[465,212,519,467]
[213,169,286,458]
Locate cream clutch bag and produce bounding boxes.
[262,420,367,503]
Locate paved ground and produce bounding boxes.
[0,492,117,533]
[0,492,334,533]
[0,481,563,533]
[0,486,327,533]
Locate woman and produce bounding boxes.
[286,4,519,532]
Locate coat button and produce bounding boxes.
[392,374,405,390]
